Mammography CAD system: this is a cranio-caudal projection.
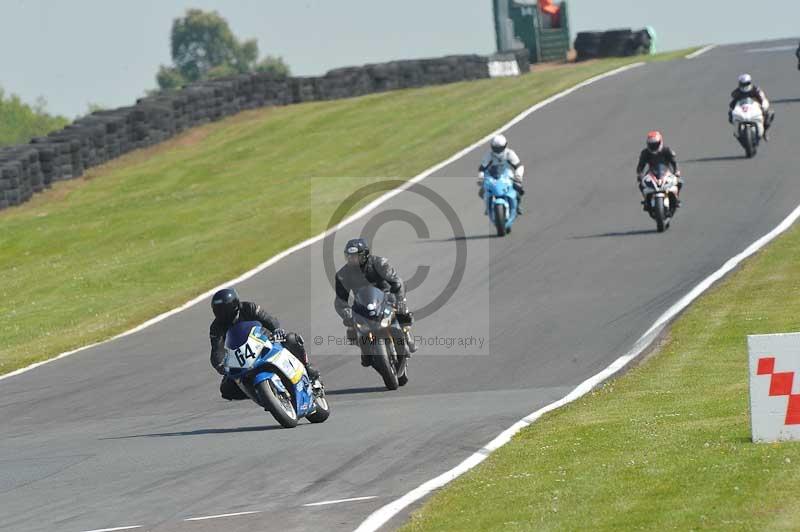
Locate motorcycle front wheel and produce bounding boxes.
[655,196,666,233]
[494,203,507,237]
[256,378,299,428]
[371,339,399,390]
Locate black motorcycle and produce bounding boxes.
[351,286,410,390]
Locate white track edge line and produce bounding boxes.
[184,510,261,521]
[354,203,800,532]
[304,496,378,507]
[81,526,142,532]
[1,62,644,383]
[686,44,717,59]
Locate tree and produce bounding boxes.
[155,9,289,90]
[156,65,187,91]
[255,56,290,78]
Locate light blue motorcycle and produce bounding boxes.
[222,321,330,428]
[483,165,519,237]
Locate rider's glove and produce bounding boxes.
[214,364,226,376]
[271,328,287,343]
[396,298,409,316]
[342,308,354,327]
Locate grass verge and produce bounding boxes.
[402,202,800,528]
[0,49,695,375]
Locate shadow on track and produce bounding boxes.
[772,97,800,104]
[325,386,387,396]
[100,425,285,439]
[683,155,745,163]
[572,229,657,239]
[422,234,497,243]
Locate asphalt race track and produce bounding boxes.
[3,40,800,532]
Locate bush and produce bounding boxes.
[0,88,69,147]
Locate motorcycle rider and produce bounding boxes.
[477,134,526,215]
[636,131,682,211]
[728,73,774,140]
[796,42,800,69]
[209,287,320,400]
[334,238,417,366]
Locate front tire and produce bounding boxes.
[494,203,507,237]
[654,196,666,233]
[371,339,399,390]
[256,378,298,428]
[744,125,756,158]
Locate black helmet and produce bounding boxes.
[344,238,370,267]
[211,288,240,323]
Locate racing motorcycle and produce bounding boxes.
[351,286,410,390]
[731,97,764,158]
[222,321,330,428]
[482,165,519,237]
[641,163,680,233]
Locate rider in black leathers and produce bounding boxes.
[636,131,682,211]
[334,238,417,366]
[209,288,320,400]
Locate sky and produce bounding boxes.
[1,0,798,118]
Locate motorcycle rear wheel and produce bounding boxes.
[306,391,331,424]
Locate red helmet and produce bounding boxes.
[646,131,663,153]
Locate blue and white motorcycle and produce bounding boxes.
[222,321,330,428]
[482,166,519,237]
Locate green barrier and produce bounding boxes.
[494,0,572,63]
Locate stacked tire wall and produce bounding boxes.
[574,29,652,61]
[0,52,528,211]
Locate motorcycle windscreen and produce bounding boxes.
[223,321,272,370]
[651,163,670,179]
[353,286,386,320]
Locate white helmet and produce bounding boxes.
[738,73,753,93]
[490,134,508,154]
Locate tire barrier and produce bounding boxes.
[0,52,529,211]
[574,29,652,62]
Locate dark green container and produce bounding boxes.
[494,0,572,64]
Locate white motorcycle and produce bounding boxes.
[731,97,764,158]
[641,164,680,233]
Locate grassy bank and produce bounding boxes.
[403,209,800,527]
[0,49,694,375]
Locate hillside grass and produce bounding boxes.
[403,179,800,528]
[0,49,694,375]
[0,88,69,147]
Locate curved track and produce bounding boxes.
[3,41,800,532]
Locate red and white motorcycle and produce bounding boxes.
[641,164,680,233]
[731,97,764,158]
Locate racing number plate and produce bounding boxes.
[224,334,267,370]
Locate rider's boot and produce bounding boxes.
[305,362,321,382]
[360,351,371,367]
[403,327,417,355]
[514,184,525,215]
